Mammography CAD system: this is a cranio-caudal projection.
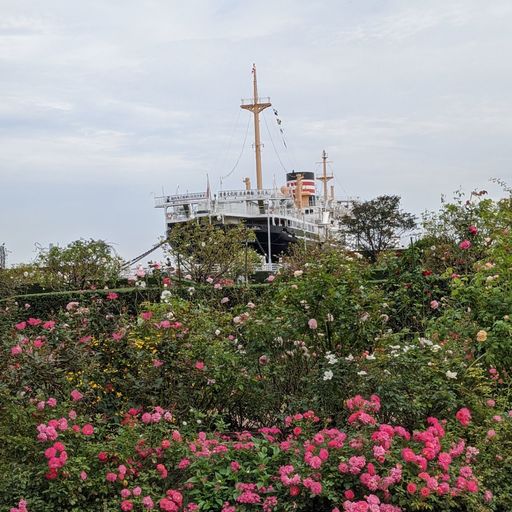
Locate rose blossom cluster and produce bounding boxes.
[139,406,174,424]
[337,493,401,512]
[117,487,197,512]
[346,395,381,425]
[35,396,494,511]
[43,441,68,480]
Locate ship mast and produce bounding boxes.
[316,150,333,205]
[241,64,271,190]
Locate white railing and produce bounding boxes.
[218,188,282,201]
[256,262,281,273]
[240,97,271,106]
[155,192,208,207]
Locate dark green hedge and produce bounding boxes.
[3,287,161,320]
[2,282,270,320]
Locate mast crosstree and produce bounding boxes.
[240,64,271,191]
[316,150,333,205]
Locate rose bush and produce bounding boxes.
[1,390,506,512]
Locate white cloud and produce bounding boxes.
[333,3,475,44]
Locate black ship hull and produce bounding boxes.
[246,220,298,262]
[166,218,303,263]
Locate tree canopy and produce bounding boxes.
[36,238,123,290]
[342,195,416,260]
[166,222,258,282]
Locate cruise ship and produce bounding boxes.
[155,65,355,263]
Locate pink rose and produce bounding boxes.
[82,424,94,436]
[459,240,471,250]
[455,408,471,426]
[11,345,22,356]
[142,496,154,509]
[71,389,83,402]
[106,472,117,482]
[178,458,191,469]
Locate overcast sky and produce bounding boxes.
[1,0,511,265]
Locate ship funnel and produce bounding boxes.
[286,171,316,208]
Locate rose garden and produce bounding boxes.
[1,190,511,511]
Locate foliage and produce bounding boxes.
[421,191,499,273]
[166,223,259,282]
[1,239,124,295]
[341,195,416,261]
[2,287,161,321]
[35,239,124,290]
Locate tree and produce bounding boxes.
[166,222,259,282]
[36,239,123,290]
[342,195,416,261]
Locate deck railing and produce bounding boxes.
[217,189,282,201]
[155,192,208,207]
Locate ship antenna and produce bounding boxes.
[241,64,271,190]
[316,150,333,206]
